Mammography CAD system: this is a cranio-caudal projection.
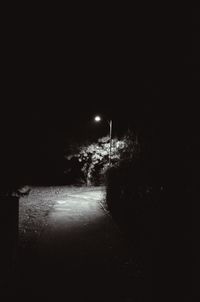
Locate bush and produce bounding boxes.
[105,156,161,245]
[64,131,139,186]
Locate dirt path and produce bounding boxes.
[11,187,140,301]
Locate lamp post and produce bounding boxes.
[108,119,112,166]
[94,115,113,166]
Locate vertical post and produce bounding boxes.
[109,119,112,166]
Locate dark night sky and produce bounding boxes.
[2,6,199,146]
[0,5,198,187]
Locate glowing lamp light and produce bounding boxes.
[94,115,101,122]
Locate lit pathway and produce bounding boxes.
[18,187,137,301]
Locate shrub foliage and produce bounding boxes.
[65,131,138,186]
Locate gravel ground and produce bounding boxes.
[19,187,56,249]
[17,185,141,301]
[19,185,105,249]
[2,185,147,301]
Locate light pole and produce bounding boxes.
[108,119,112,166]
[94,115,113,166]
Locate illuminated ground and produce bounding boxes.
[8,186,141,301]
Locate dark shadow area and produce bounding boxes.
[105,103,194,300]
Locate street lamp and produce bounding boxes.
[94,115,113,166]
[94,115,101,122]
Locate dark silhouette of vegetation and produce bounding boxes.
[105,137,161,242]
[104,101,194,299]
